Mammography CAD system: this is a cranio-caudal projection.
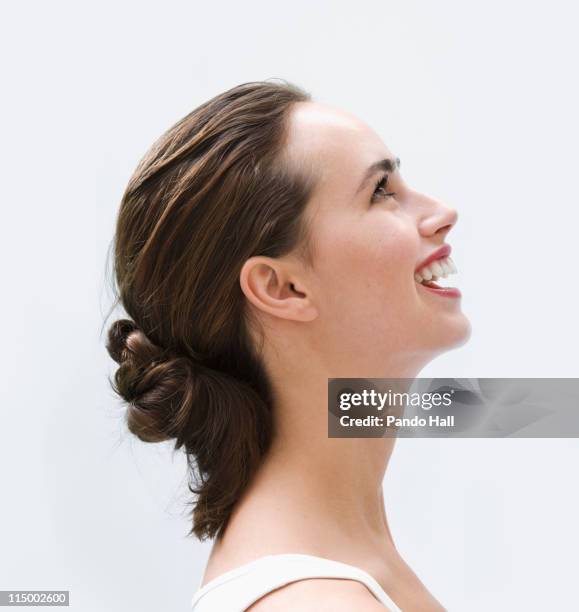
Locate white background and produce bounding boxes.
[1,1,578,610]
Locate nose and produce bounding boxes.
[417,194,458,239]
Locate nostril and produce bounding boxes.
[436,224,452,237]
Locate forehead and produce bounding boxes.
[284,101,392,193]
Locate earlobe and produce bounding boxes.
[239,256,318,322]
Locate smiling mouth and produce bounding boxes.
[414,256,461,297]
[414,255,456,284]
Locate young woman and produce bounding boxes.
[106,79,470,611]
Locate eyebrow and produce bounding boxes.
[355,157,401,195]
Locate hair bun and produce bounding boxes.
[106,318,139,364]
[106,317,195,443]
[106,318,162,367]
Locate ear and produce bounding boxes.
[239,256,318,322]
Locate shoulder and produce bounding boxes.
[246,577,392,611]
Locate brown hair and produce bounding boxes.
[104,80,316,541]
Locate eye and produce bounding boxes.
[371,174,397,204]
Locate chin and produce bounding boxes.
[423,312,472,355]
[440,313,472,350]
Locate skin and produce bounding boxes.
[202,101,471,611]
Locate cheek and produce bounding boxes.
[314,215,418,313]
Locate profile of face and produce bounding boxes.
[242,101,471,378]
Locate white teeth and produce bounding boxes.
[414,256,457,283]
[448,257,458,273]
[431,261,443,277]
[439,261,450,277]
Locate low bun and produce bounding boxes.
[107,318,191,443]
[106,317,273,539]
[105,80,315,540]
[106,318,135,363]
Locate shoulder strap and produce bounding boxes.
[191,553,401,611]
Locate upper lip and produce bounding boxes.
[415,244,452,273]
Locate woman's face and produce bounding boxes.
[284,101,471,374]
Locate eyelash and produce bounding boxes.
[371,174,396,203]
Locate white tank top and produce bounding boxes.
[190,553,401,611]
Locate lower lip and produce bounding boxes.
[418,280,462,298]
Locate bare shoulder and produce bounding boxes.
[246,578,392,611]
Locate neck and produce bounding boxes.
[210,355,444,609]
[258,434,397,551]
[225,363,424,563]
